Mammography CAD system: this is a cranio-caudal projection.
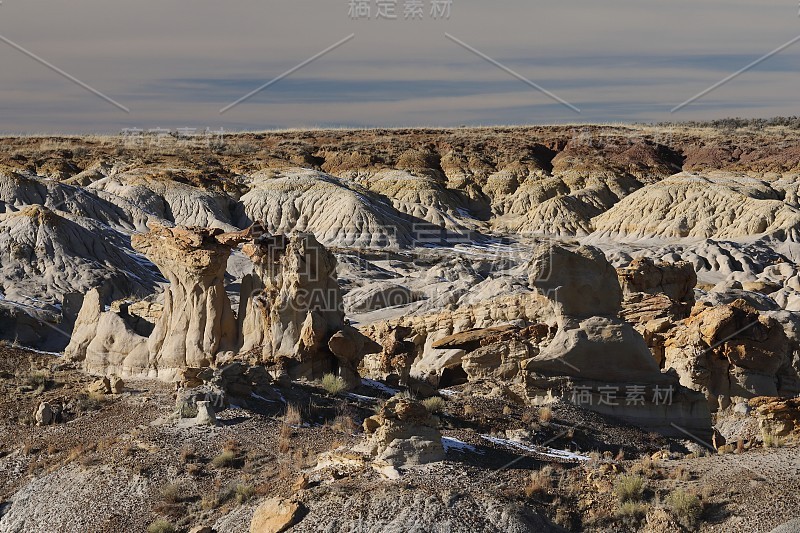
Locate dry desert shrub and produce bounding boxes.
[179,445,196,464]
[614,474,645,503]
[234,484,256,504]
[669,465,692,481]
[525,465,554,497]
[146,519,176,533]
[283,403,302,426]
[630,455,662,479]
[278,423,293,454]
[421,396,446,413]
[320,373,347,396]
[616,500,648,520]
[211,450,238,469]
[762,429,784,448]
[665,489,702,528]
[538,406,554,424]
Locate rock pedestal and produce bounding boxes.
[132,225,247,376]
[523,244,712,438]
[239,233,375,386]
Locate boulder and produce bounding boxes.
[192,401,219,426]
[109,375,125,394]
[87,377,111,395]
[528,244,622,320]
[250,497,303,533]
[34,402,53,426]
[360,324,416,385]
[358,396,444,471]
[618,257,696,304]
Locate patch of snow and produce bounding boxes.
[442,437,480,454]
[250,392,283,404]
[361,378,399,396]
[20,347,63,357]
[346,392,378,402]
[481,435,590,462]
[439,389,461,397]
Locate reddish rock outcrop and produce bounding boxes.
[664,299,792,410]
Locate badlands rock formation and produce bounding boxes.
[239,231,378,386]
[664,299,798,410]
[66,224,375,386]
[593,171,800,240]
[358,396,445,476]
[5,125,800,532]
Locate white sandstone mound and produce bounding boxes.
[0,205,160,306]
[593,171,800,240]
[364,169,483,236]
[498,174,643,237]
[0,168,155,232]
[94,170,238,230]
[237,168,415,248]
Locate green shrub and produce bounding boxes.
[320,374,347,396]
[614,474,645,503]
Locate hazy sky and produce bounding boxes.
[0,0,798,133]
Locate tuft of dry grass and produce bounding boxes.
[616,500,648,521]
[665,489,702,527]
[320,373,347,396]
[630,455,662,479]
[421,396,446,414]
[179,445,196,464]
[146,519,176,533]
[669,465,692,482]
[211,450,238,469]
[160,483,186,504]
[234,484,255,504]
[22,369,50,390]
[762,429,784,448]
[283,403,302,426]
[525,466,553,497]
[278,423,293,454]
[538,406,553,424]
[614,474,645,503]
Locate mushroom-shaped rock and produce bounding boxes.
[131,225,247,375]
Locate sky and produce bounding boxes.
[0,0,798,133]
